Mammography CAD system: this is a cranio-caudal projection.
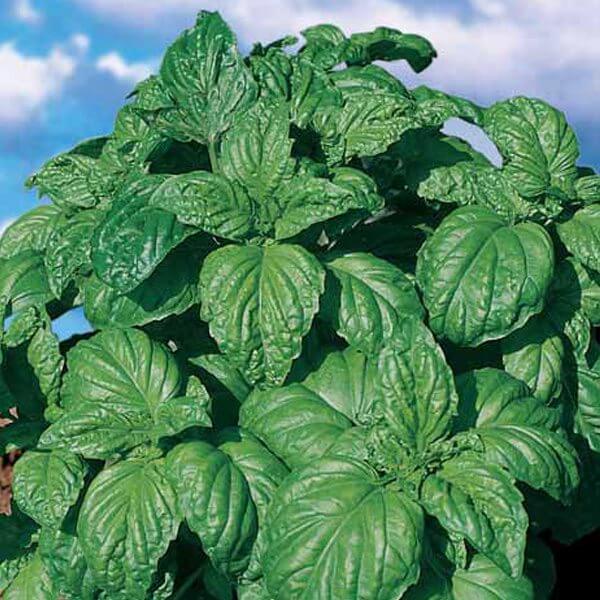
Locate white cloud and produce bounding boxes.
[0,34,88,126]
[96,52,155,84]
[75,0,600,122]
[11,0,42,25]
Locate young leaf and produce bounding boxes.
[416,206,555,346]
[159,11,257,144]
[377,317,458,451]
[420,454,528,577]
[149,171,253,240]
[166,441,258,577]
[200,243,324,387]
[78,459,181,599]
[322,252,424,354]
[12,449,87,528]
[484,97,579,198]
[263,456,424,600]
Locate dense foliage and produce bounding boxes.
[1,10,599,599]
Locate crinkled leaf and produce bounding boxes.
[78,459,180,599]
[0,252,54,315]
[92,175,193,293]
[484,96,579,198]
[377,317,458,451]
[4,552,54,600]
[149,171,253,240]
[83,235,209,329]
[345,27,436,72]
[200,243,324,387]
[420,454,528,577]
[13,449,87,528]
[322,252,423,354]
[575,174,600,204]
[166,441,257,577]
[264,456,424,600]
[45,210,102,296]
[557,204,600,272]
[159,11,257,143]
[274,168,383,240]
[0,205,62,260]
[39,328,183,457]
[416,206,555,346]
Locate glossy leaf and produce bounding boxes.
[557,204,600,272]
[264,457,424,600]
[416,206,554,346]
[78,459,180,598]
[200,243,324,387]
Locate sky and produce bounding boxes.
[1,0,599,337]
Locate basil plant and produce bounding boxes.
[1,10,599,600]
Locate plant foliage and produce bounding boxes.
[1,10,599,599]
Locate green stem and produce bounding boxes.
[208,139,219,173]
[172,566,204,600]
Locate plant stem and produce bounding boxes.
[208,139,219,173]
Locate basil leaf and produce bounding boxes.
[421,454,528,577]
[78,459,180,599]
[166,441,258,577]
[200,243,324,387]
[4,552,54,600]
[12,449,87,528]
[484,97,579,198]
[322,252,423,354]
[377,317,458,451]
[159,11,257,144]
[264,456,424,600]
[417,206,555,346]
[557,204,600,272]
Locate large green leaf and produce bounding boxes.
[406,553,535,600]
[420,454,528,577]
[12,449,87,528]
[159,11,257,143]
[377,317,458,451]
[557,204,600,272]
[78,459,180,599]
[149,171,253,240]
[0,252,54,315]
[416,206,554,346]
[484,97,579,198]
[263,456,424,600]
[166,441,258,577]
[274,168,383,240]
[83,236,210,329]
[39,328,184,458]
[4,552,54,600]
[199,243,324,387]
[455,370,579,502]
[92,175,193,293]
[220,99,295,228]
[0,205,61,260]
[322,252,423,354]
[240,347,376,468]
[240,383,352,469]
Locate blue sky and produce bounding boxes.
[1,0,599,337]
